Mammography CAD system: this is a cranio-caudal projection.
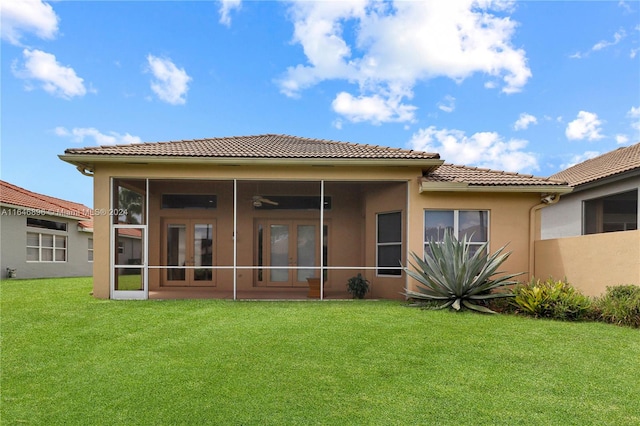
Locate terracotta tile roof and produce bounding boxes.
[0,180,91,219]
[117,227,142,238]
[550,142,640,187]
[78,219,93,230]
[423,164,568,187]
[63,133,440,160]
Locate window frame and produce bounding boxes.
[423,209,490,255]
[88,238,94,262]
[376,211,403,277]
[582,189,638,235]
[26,231,67,263]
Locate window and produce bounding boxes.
[27,232,67,262]
[27,218,67,232]
[583,190,637,234]
[161,194,217,209]
[114,180,145,225]
[424,210,489,256]
[88,238,94,262]
[118,241,125,254]
[377,212,402,276]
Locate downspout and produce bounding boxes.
[528,194,561,280]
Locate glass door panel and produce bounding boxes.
[112,226,146,300]
[263,221,320,287]
[193,223,214,285]
[296,225,316,283]
[167,224,186,281]
[269,224,290,283]
[163,220,215,286]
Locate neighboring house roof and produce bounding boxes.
[420,164,570,193]
[0,180,91,219]
[62,133,440,162]
[550,142,640,187]
[118,228,142,239]
[78,219,94,231]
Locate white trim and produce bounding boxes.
[26,231,67,263]
[423,209,491,252]
[405,182,410,296]
[110,178,149,300]
[109,177,114,300]
[320,180,324,300]
[233,179,238,301]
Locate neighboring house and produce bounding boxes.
[0,180,93,279]
[541,142,639,239]
[537,143,640,295]
[59,134,570,300]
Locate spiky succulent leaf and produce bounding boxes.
[404,230,522,313]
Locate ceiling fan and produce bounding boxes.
[252,195,279,207]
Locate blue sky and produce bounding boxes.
[1,0,639,208]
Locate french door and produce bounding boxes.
[163,219,215,287]
[263,220,320,287]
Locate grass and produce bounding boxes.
[2,278,640,425]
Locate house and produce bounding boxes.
[536,142,640,295]
[0,180,93,279]
[541,142,639,239]
[59,134,571,300]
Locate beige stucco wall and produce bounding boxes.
[90,162,546,299]
[407,188,543,293]
[534,230,640,296]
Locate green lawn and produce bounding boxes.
[2,278,639,425]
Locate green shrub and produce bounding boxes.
[512,278,591,321]
[592,285,640,328]
[405,231,522,314]
[346,273,370,299]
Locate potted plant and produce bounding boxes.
[347,273,370,299]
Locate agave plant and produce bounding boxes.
[405,231,523,313]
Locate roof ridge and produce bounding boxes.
[63,134,441,159]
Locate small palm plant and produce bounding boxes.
[405,231,523,313]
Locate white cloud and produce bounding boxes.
[0,0,59,45]
[561,151,600,169]
[592,29,626,51]
[565,111,604,141]
[628,106,640,133]
[278,0,530,124]
[437,95,456,113]
[219,0,241,27]
[146,55,192,105]
[409,126,539,173]
[618,1,633,14]
[571,28,627,59]
[332,91,417,124]
[616,134,629,144]
[513,113,537,130]
[55,127,142,146]
[12,49,87,99]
